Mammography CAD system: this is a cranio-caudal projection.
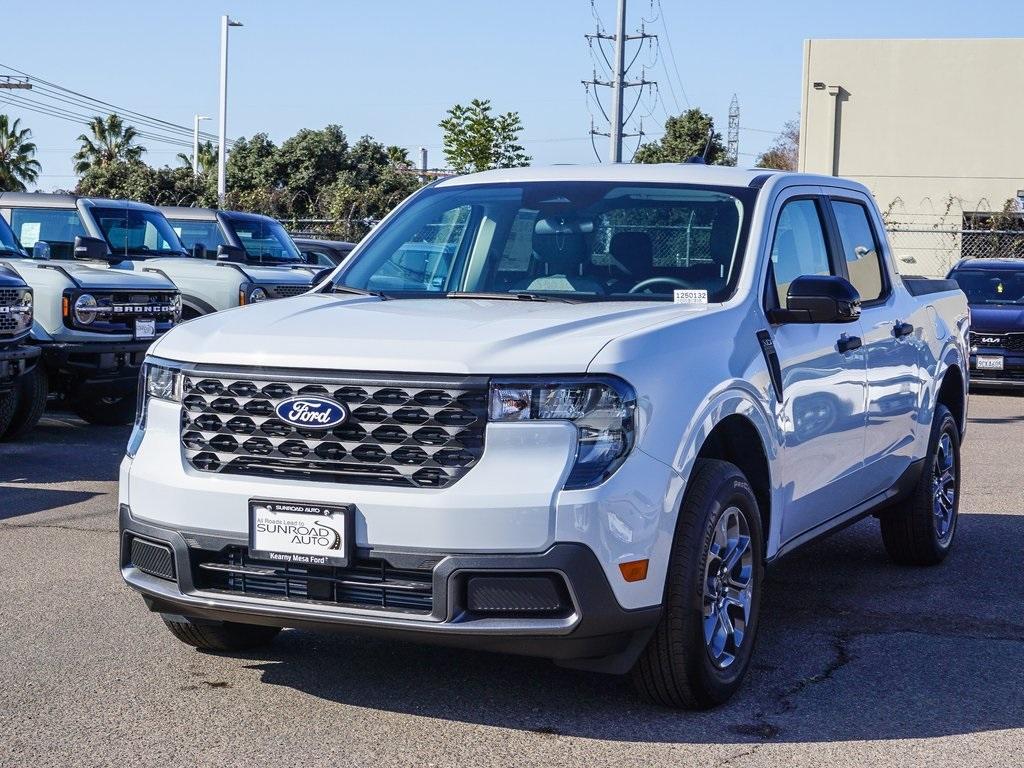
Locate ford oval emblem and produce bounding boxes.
[275,395,349,429]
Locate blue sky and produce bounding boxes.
[2,0,1022,190]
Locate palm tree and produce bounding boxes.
[0,115,42,191]
[73,114,145,175]
[176,140,217,175]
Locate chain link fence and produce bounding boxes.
[885,228,1024,276]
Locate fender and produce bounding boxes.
[178,294,218,319]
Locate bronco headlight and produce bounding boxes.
[73,293,99,325]
[171,294,182,322]
[489,376,636,489]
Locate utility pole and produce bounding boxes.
[727,94,740,166]
[218,15,243,204]
[583,0,656,163]
[0,76,32,90]
[193,114,210,177]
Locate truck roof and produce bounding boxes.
[0,191,160,212]
[950,257,1024,271]
[158,206,280,226]
[433,164,844,189]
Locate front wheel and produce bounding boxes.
[1,365,48,441]
[162,617,281,652]
[73,392,137,426]
[632,458,765,709]
[879,404,961,565]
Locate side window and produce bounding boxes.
[170,220,224,250]
[10,207,88,260]
[769,199,832,308]
[832,200,885,303]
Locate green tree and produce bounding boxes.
[0,115,41,191]
[756,119,799,171]
[272,125,350,215]
[634,108,727,165]
[73,114,145,175]
[439,98,529,173]
[225,132,279,194]
[177,140,218,176]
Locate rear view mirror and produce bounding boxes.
[73,236,113,262]
[216,244,246,263]
[769,275,861,324]
[32,241,51,260]
[191,242,207,259]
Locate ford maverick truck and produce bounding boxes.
[120,166,969,708]
[948,257,1024,388]
[0,194,312,320]
[0,197,179,433]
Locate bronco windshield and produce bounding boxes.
[335,181,755,301]
[951,268,1024,305]
[92,207,187,258]
[224,215,303,264]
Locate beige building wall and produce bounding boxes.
[799,38,1024,275]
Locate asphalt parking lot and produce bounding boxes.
[1,392,1022,767]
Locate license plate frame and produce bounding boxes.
[975,355,1004,371]
[135,317,156,340]
[249,499,353,567]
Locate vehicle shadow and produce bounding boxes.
[0,484,102,521]
[0,415,131,485]
[241,512,1024,744]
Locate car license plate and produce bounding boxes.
[249,500,352,567]
[975,355,1004,371]
[135,318,156,340]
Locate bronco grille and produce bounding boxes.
[63,290,178,334]
[970,331,1024,354]
[270,284,309,299]
[180,369,488,488]
[0,287,31,337]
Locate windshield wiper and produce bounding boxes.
[330,284,388,300]
[445,291,581,304]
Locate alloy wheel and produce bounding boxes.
[932,431,957,543]
[702,505,754,669]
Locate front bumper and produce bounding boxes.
[37,339,159,393]
[969,352,1024,388]
[120,504,661,671]
[0,343,40,390]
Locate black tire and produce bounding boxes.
[1,365,48,441]
[0,390,16,438]
[162,617,281,652]
[73,393,137,426]
[632,459,765,709]
[879,404,960,566]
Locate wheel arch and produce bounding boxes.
[180,294,217,319]
[936,362,965,435]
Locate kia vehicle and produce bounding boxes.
[0,262,40,438]
[948,257,1024,388]
[120,165,968,709]
[0,194,179,432]
[292,237,356,268]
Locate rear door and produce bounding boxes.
[762,189,870,542]
[825,192,922,497]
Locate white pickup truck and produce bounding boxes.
[119,165,969,708]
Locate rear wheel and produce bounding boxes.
[632,459,765,709]
[162,617,281,652]
[879,404,960,565]
[1,365,48,441]
[73,393,137,426]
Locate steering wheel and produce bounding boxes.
[628,276,694,294]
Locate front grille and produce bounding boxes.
[270,284,310,299]
[181,369,488,488]
[129,536,176,580]
[64,290,178,334]
[971,331,1024,354]
[193,546,434,614]
[0,287,31,338]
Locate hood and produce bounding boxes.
[152,294,702,373]
[969,305,1024,333]
[219,263,314,286]
[6,259,176,290]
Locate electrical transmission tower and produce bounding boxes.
[583,0,657,163]
[727,94,740,166]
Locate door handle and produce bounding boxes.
[837,334,862,354]
[894,321,914,338]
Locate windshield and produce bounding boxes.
[0,215,24,255]
[225,216,302,263]
[336,181,753,301]
[92,207,185,258]
[951,268,1024,305]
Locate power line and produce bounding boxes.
[656,0,690,109]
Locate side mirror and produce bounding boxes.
[191,242,207,260]
[770,275,861,324]
[74,235,112,262]
[312,267,334,286]
[216,244,246,263]
[32,241,51,260]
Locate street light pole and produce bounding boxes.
[217,14,243,204]
[193,114,210,178]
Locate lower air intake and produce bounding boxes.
[130,537,176,581]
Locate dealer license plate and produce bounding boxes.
[249,500,352,567]
[135,318,156,340]
[975,355,1004,371]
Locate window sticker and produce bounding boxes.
[674,289,708,305]
[19,222,40,248]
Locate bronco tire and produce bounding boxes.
[73,393,138,426]
[632,458,765,709]
[162,618,281,652]
[0,390,16,438]
[880,404,960,566]
[1,365,48,441]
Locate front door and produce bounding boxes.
[763,192,869,543]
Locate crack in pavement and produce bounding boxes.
[0,522,116,535]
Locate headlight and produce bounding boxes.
[73,293,99,325]
[489,376,636,489]
[129,361,182,457]
[171,294,182,322]
[249,286,269,303]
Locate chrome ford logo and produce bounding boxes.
[275,395,348,429]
